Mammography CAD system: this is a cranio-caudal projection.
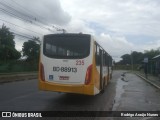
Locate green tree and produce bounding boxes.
[120,54,131,65]
[117,49,160,65]
[0,24,21,61]
[131,51,144,64]
[144,49,160,59]
[22,37,40,62]
[118,51,143,65]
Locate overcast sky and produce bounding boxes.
[0,0,160,61]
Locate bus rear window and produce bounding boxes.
[43,34,90,59]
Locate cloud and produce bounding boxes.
[3,0,71,25]
[0,0,72,51]
[1,0,160,62]
[59,0,160,61]
[60,0,160,37]
[96,33,134,61]
[138,39,160,51]
[64,19,95,34]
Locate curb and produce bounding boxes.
[0,71,38,75]
[0,77,37,83]
[135,73,160,90]
[0,74,38,83]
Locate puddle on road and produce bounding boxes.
[112,76,128,111]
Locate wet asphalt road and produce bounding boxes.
[0,71,118,112]
[0,70,160,120]
[113,73,160,111]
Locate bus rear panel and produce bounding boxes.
[39,34,96,95]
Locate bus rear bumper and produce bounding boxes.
[39,81,95,95]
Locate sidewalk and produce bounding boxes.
[134,71,160,90]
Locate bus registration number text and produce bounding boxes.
[53,67,77,73]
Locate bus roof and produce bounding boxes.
[44,33,91,38]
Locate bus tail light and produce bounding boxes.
[40,62,45,81]
[85,64,92,85]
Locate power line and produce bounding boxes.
[0,0,67,33]
[53,25,67,33]
[0,1,35,21]
[13,33,33,40]
[10,0,47,25]
[10,1,66,33]
[13,32,41,44]
[0,8,49,31]
[11,29,35,39]
[0,8,32,23]
[0,1,55,32]
[0,18,43,35]
[10,0,38,20]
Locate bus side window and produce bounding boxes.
[106,55,109,66]
[95,44,97,63]
[104,52,107,66]
[103,51,106,66]
[109,56,112,67]
[96,45,100,66]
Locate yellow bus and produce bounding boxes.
[39,33,113,95]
